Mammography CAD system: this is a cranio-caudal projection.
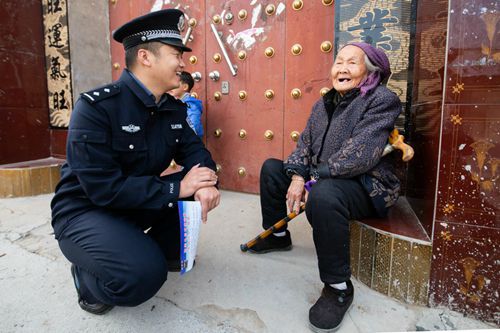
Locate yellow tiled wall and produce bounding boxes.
[350,222,432,306]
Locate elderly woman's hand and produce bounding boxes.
[286,175,306,214]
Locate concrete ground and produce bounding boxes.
[0,191,497,333]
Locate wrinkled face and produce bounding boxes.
[331,45,368,95]
[150,44,185,92]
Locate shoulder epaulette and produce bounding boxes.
[81,84,120,104]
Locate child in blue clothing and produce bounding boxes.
[170,71,204,138]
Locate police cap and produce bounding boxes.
[113,9,191,52]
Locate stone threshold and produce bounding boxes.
[0,157,65,198]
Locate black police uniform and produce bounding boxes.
[50,9,214,307]
[51,68,216,306]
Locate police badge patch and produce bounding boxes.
[121,124,141,133]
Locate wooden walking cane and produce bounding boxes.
[240,129,414,252]
[240,203,306,252]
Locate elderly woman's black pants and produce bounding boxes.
[260,158,377,284]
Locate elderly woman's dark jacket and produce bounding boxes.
[284,85,402,216]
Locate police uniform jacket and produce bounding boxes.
[51,69,216,226]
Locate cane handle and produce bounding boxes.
[392,134,414,162]
[386,129,414,162]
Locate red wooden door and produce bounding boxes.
[109,0,334,194]
[203,1,286,193]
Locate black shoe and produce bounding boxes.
[71,265,114,315]
[166,259,196,272]
[248,230,292,254]
[309,280,354,332]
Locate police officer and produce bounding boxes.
[50,9,220,315]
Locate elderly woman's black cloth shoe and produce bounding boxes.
[308,280,354,332]
[71,265,114,315]
[248,230,292,254]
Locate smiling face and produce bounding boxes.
[331,45,368,95]
[150,43,185,92]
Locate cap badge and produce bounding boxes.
[177,15,185,31]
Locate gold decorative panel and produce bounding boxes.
[372,233,392,295]
[389,238,411,303]
[408,243,431,304]
[358,226,376,287]
[42,0,73,128]
[349,222,361,278]
[350,220,431,306]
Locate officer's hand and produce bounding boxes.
[194,186,220,223]
[286,175,305,214]
[179,164,218,198]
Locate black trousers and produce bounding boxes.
[260,158,377,284]
[53,206,181,307]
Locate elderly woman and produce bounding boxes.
[249,43,402,332]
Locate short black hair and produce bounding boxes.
[125,41,163,69]
[179,71,194,92]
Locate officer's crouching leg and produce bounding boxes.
[83,253,168,307]
[55,209,169,307]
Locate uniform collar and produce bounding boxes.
[121,69,169,108]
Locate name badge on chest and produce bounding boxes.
[171,124,183,129]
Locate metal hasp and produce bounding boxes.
[182,26,193,45]
[210,23,237,76]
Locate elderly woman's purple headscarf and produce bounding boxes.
[343,42,392,96]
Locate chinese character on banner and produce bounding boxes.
[347,8,397,50]
[47,0,62,14]
[48,23,64,48]
[53,89,69,111]
[43,0,72,127]
[50,56,67,80]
